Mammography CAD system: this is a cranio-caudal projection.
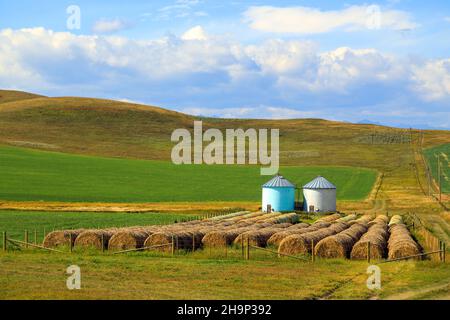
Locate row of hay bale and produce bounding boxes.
[267,222,327,247]
[350,215,389,260]
[315,213,341,223]
[313,215,374,258]
[43,212,299,251]
[278,221,351,255]
[387,215,421,260]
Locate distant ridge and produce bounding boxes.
[0,89,45,104]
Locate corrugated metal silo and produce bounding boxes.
[303,176,337,213]
[262,175,296,213]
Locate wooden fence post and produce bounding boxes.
[311,240,315,263]
[69,233,73,253]
[24,230,29,249]
[2,232,6,252]
[246,237,250,260]
[367,241,371,263]
[171,235,175,256]
[443,243,446,263]
[192,234,195,252]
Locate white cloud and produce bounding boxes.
[445,17,450,23]
[244,5,418,34]
[92,19,130,34]
[158,0,202,19]
[411,59,450,101]
[181,26,208,41]
[0,27,448,127]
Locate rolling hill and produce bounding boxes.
[0,89,449,211]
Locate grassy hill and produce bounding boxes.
[0,90,449,210]
[0,90,44,104]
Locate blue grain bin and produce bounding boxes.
[262,175,296,213]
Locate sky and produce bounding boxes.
[0,0,449,129]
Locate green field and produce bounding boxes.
[0,146,377,203]
[424,143,450,193]
[0,210,195,243]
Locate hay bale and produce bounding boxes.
[315,222,369,258]
[278,222,349,255]
[234,224,292,247]
[267,223,321,247]
[388,215,403,227]
[336,214,357,223]
[43,229,85,248]
[315,214,341,223]
[74,229,118,249]
[351,215,389,260]
[144,230,205,252]
[202,225,263,247]
[108,227,160,251]
[387,223,420,260]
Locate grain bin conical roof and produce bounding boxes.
[262,175,296,188]
[303,176,336,190]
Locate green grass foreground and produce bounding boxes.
[0,249,448,300]
[0,146,377,203]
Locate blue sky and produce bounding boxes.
[0,0,449,128]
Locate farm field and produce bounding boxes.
[0,250,448,300]
[0,145,377,203]
[0,210,198,244]
[424,143,450,194]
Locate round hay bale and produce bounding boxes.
[337,214,357,223]
[351,215,389,260]
[315,214,341,223]
[388,215,403,227]
[144,230,204,252]
[202,226,259,247]
[387,223,420,259]
[267,223,320,247]
[234,223,293,247]
[315,223,368,258]
[74,229,117,249]
[108,227,159,251]
[278,222,349,255]
[43,229,85,248]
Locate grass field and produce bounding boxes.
[0,250,448,300]
[424,143,450,193]
[0,210,196,244]
[0,146,377,203]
